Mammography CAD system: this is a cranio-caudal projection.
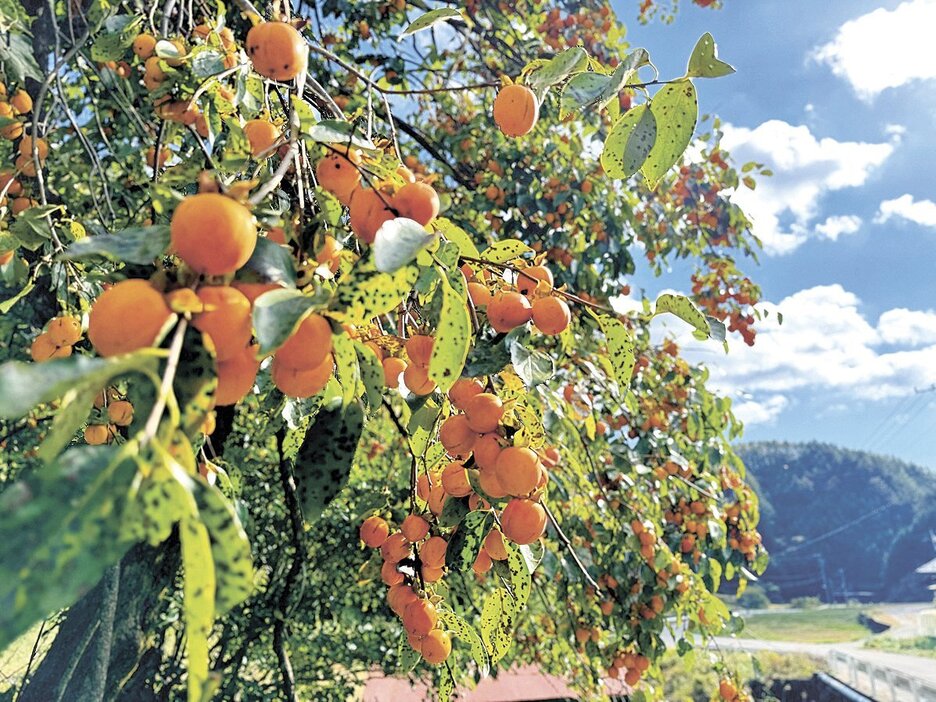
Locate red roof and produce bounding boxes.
[362,664,629,701]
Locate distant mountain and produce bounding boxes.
[737,441,936,603]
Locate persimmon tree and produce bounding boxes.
[0,0,769,700]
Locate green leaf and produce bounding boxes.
[505,542,532,610]
[175,326,218,438]
[527,47,588,94]
[331,256,418,325]
[507,335,554,387]
[479,589,516,664]
[155,39,185,62]
[303,119,377,151]
[438,496,470,528]
[0,353,158,419]
[437,609,489,676]
[252,288,326,357]
[463,336,511,377]
[428,267,471,392]
[373,218,437,273]
[480,239,532,264]
[598,48,651,107]
[180,516,215,702]
[0,32,43,83]
[90,15,141,61]
[560,72,611,118]
[398,7,462,40]
[241,236,297,286]
[445,510,491,572]
[354,341,384,409]
[434,218,480,259]
[9,205,59,250]
[595,315,635,388]
[191,479,254,614]
[641,81,698,188]
[36,384,99,463]
[293,401,365,520]
[601,105,657,179]
[0,446,138,649]
[61,226,171,265]
[686,33,735,79]
[654,293,710,335]
[190,48,226,78]
[332,332,360,407]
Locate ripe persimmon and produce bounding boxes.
[420,535,448,566]
[170,193,257,276]
[10,90,32,115]
[30,333,69,362]
[243,119,280,157]
[275,313,332,369]
[401,514,430,542]
[403,599,437,637]
[315,150,362,205]
[107,400,134,426]
[468,282,493,307]
[477,466,508,499]
[517,265,553,295]
[0,250,14,266]
[0,170,22,196]
[88,279,173,357]
[493,84,539,138]
[193,285,253,361]
[486,291,532,333]
[382,356,406,388]
[441,461,472,497]
[405,334,434,367]
[387,583,418,615]
[532,296,571,335]
[232,281,279,305]
[463,392,504,433]
[84,424,111,445]
[133,33,156,59]
[483,529,509,560]
[271,353,333,398]
[380,532,411,563]
[348,187,394,244]
[215,344,260,406]
[18,135,48,161]
[392,182,440,226]
[473,432,503,470]
[381,559,403,586]
[403,363,436,396]
[448,377,483,409]
[245,21,308,81]
[422,564,444,582]
[719,680,738,701]
[438,414,477,457]
[495,446,541,496]
[360,515,390,548]
[500,497,547,545]
[473,549,493,575]
[421,629,452,665]
[47,315,82,346]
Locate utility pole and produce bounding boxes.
[816,554,831,603]
[838,568,848,603]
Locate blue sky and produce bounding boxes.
[611,0,936,467]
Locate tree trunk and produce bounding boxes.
[18,540,179,701]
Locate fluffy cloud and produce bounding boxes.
[650,285,936,425]
[720,120,894,255]
[875,194,936,228]
[812,0,936,100]
[815,215,862,240]
[878,308,936,346]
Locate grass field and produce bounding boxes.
[864,635,936,658]
[736,606,872,643]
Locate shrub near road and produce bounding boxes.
[0,0,768,700]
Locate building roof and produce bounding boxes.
[916,556,936,575]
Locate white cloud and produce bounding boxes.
[876,194,936,228]
[812,0,936,100]
[720,120,894,255]
[733,395,789,425]
[691,285,936,405]
[878,308,936,346]
[815,215,862,240]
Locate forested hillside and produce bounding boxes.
[739,442,936,602]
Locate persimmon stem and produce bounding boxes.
[140,319,187,449]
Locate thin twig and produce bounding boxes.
[542,501,601,593]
